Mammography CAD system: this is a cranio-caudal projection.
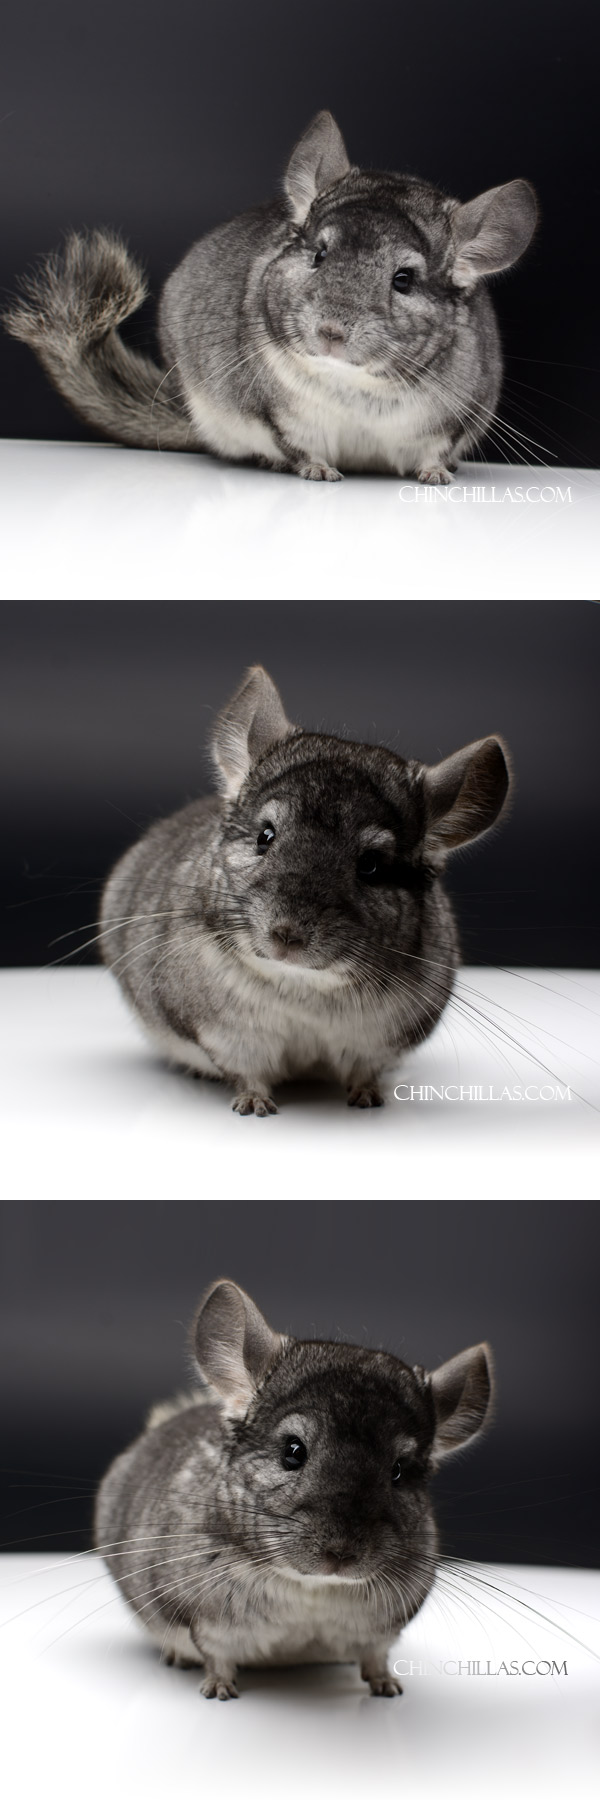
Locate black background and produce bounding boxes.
[1,1200,598,1565]
[2,0,600,463]
[2,600,598,969]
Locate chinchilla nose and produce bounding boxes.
[318,322,346,354]
[321,1548,357,1576]
[271,922,308,950]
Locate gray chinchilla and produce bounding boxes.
[95,1278,493,1699]
[99,665,510,1115]
[4,111,537,482]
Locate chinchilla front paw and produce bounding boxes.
[347,1083,384,1108]
[232,1089,278,1116]
[367,1674,403,1697]
[297,460,344,482]
[417,466,453,485]
[360,1653,403,1695]
[201,1673,239,1701]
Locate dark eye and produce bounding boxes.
[313,245,328,266]
[392,268,414,293]
[391,1460,402,1483]
[357,849,384,882]
[257,823,276,854]
[282,1437,307,1471]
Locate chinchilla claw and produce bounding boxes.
[417,467,453,484]
[297,461,344,481]
[369,1676,403,1697]
[201,1676,239,1701]
[232,1091,278,1116]
[347,1085,384,1108]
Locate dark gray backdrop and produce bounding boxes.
[2,600,598,968]
[1,1200,598,1565]
[2,0,599,462]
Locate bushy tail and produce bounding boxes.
[3,230,192,450]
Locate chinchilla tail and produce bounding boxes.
[3,230,193,450]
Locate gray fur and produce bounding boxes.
[99,665,510,1114]
[5,112,537,479]
[95,1279,493,1699]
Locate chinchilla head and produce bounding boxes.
[262,110,538,380]
[194,1280,493,1586]
[209,665,511,991]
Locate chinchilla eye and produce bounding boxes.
[357,849,382,882]
[282,1437,307,1471]
[392,268,414,293]
[257,824,276,854]
[313,246,328,266]
[391,1460,402,1483]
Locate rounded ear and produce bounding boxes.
[193,1280,283,1415]
[429,1343,494,1463]
[451,179,538,288]
[284,110,350,224]
[211,665,294,800]
[421,736,510,861]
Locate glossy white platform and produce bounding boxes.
[1,967,598,1199]
[0,441,597,599]
[1,1555,598,1800]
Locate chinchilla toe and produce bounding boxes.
[347,1085,384,1108]
[298,461,344,481]
[232,1092,278,1116]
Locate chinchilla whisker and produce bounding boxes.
[437,1563,600,1663]
[451,978,600,1071]
[0,1534,206,1622]
[47,911,194,967]
[49,909,194,948]
[375,947,598,1097]
[150,362,180,447]
[395,342,555,466]
[394,343,558,470]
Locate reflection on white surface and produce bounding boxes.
[1,1555,599,1800]
[1,967,598,1198]
[0,441,598,598]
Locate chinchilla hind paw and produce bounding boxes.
[297,461,344,481]
[347,1083,384,1108]
[201,1673,240,1701]
[232,1090,278,1116]
[368,1674,403,1697]
[417,467,454,485]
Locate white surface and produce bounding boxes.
[1,966,598,1199]
[1,1554,598,1800]
[0,440,598,599]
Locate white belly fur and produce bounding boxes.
[187,348,449,473]
[145,935,396,1088]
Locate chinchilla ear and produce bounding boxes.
[193,1280,283,1415]
[429,1343,493,1463]
[284,110,351,223]
[421,736,510,860]
[211,665,294,799]
[450,179,538,287]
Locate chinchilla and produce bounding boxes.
[95,1278,493,1699]
[4,111,537,483]
[99,664,510,1115]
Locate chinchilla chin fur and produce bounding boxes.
[98,664,511,1116]
[95,1281,494,1700]
[4,111,537,482]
